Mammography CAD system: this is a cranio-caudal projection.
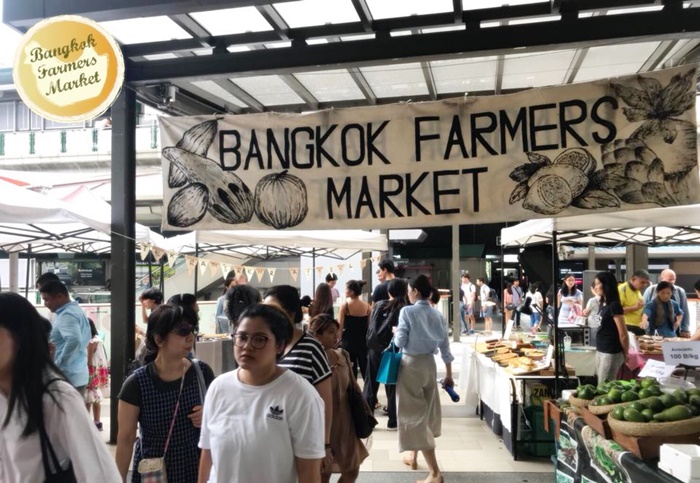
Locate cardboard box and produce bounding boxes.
[659,444,700,483]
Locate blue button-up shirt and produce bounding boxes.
[393,300,454,364]
[50,301,91,387]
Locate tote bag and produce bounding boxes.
[376,341,402,385]
[341,351,378,438]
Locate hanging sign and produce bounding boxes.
[160,66,698,231]
[13,15,125,123]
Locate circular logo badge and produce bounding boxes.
[12,15,125,123]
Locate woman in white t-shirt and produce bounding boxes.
[0,293,120,483]
[197,303,325,483]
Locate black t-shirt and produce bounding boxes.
[595,301,624,354]
[119,360,215,407]
[372,281,389,303]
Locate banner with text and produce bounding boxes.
[160,66,698,231]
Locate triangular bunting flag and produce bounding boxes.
[305,268,312,280]
[185,256,198,277]
[254,267,265,282]
[220,263,232,278]
[267,268,276,283]
[245,266,255,282]
[328,266,334,273]
[348,262,354,271]
[199,259,209,275]
[139,242,151,261]
[315,266,323,278]
[235,265,244,277]
[152,247,166,262]
[336,264,344,276]
[360,259,367,269]
[166,250,179,269]
[373,254,382,263]
[289,267,299,282]
[209,260,220,277]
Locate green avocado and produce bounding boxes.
[607,389,623,404]
[612,407,626,420]
[660,394,679,408]
[645,396,666,413]
[640,377,657,389]
[621,391,639,403]
[647,385,663,396]
[687,404,700,417]
[623,408,646,423]
[686,388,700,397]
[653,405,693,422]
[689,395,700,408]
[638,388,652,399]
[641,408,655,422]
[629,401,646,413]
[673,389,689,403]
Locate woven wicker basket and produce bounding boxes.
[608,413,700,437]
[569,395,592,408]
[588,397,631,415]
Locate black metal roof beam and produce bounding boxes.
[564,48,588,84]
[168,14,211,43]
[171,81,242,113]
[126,9,700,83]
[211,79,264,112]
[453,0,464,23]
[328,34,377,105]
[280,75,319,110]
[256,5,291,41]
[351,0,374,32]
[494,55,505,95]
[2,0,298,28]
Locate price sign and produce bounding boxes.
[662,341,700,366]
[544,344,555,369]
[638,359,677,379]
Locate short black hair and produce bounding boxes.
[325,273,338,283]
[632,270,650,280]
[141,287,163,304]
[36,272,60,289]
[410,274,433,298]
[38,280,69,297]
[145,304,199,362]
[265,285,303,324]
[461,273,470,280]
[225,285,262,328]
[346,279,367,297]
[167,293,197,308]
[378,260,395,273]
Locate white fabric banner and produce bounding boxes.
[160,66,698,231]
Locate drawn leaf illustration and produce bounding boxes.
[509,181,528,204]
[611,83,649,109]
[647,159,665,184]
[509,163,541,182]
[526,152,550,166]
[620,190,646,204]
[176,120,218,156]
[572,189,620,209]
[638,75,662,99]
[588,170,626,191]
[642,182,674,206]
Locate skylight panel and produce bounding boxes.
[294,70,365,102]
[462,0,547,10]
[360,63,429,97]
[190,81,248,108]
[232,76,304,106]
[100,16,191,44]
[430,57,498,93]
[190,7,274,35]
[273,0,360,28]
[367,0,454,19]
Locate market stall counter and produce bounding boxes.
[550,403,682,483]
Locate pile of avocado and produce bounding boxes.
[598,378,700,423]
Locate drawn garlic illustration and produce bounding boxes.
[162,120,254,227]
[254,170,309,229]
[508,148,615,215]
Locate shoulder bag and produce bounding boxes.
[341,351,378,438]
[137,366,186,483]
[191,359,207,404]
[39,423,77,483]
[376,341,402,385]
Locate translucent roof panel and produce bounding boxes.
[508,15,561,25]
[367,0,454,19]
[430,57,498,94]
[273,0,360,28]
[190,7,273,35]
[463,0,547,10]
[294,70,365,102]
[574,41,661,83]
[143,53,179,61]
[360,63,429,98]
[658,39,696,69]
[100,16,191,44]
[502,50,575,89]
[190,81,248,108]
[232,76,304,106]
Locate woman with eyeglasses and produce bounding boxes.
[393,275,454,483]
[197,304,325,483]
[116,304,215,483]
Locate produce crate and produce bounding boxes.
[543,399,562,438]
[581,406,612,439]
[520,405,556,458]
[609,427,700,459]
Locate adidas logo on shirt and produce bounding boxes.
[267,405,284,421]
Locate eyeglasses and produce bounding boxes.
[233,333,271,349]
[172,324,196,337]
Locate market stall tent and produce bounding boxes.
[500,204,700,247]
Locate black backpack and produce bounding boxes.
[366,300,399,352]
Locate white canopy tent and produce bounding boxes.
[500,204,700,247]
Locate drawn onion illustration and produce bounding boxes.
[254,170,308,229]
[167,183,209,227]
[553,147,596,176]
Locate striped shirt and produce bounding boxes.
[278,333,331,386]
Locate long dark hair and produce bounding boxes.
[385,278,409,313]
[653,281,675,327]
[144,304,199,363]
[265,285,303,324]
[410,274,432,299]
[309,282,333,318]
[595,271,620,306]
[308,314,340,337]
[0,293,65,436]
[561,273,580,297]
[225,285,262,329]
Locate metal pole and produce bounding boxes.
[194,243,199,295]
[24,245,31,298]
[109,88,136,444]
[148,255,153,287]
[159,258,165,294]
[452,224,460,342]
[312,248,316,288]
[500,241,505,337]
[552,231,560,397]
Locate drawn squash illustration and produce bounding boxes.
[254,170,308,229]
[167,183,209,227]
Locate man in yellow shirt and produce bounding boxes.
[618,270,651,336]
